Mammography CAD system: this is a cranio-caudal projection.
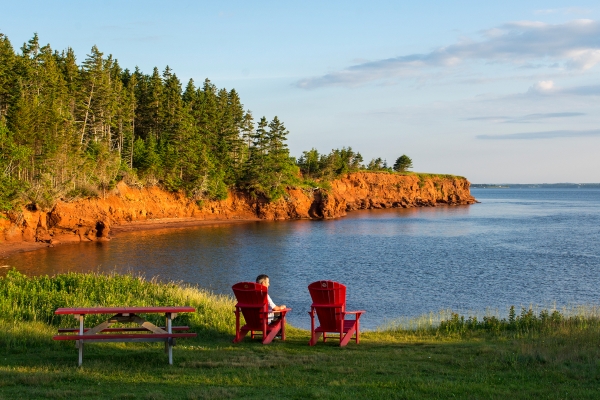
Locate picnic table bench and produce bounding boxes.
[53,306,197,366]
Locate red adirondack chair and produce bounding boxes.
[232,282,291,344]
[308,280,365,346]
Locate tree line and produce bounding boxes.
[0,33,412,211]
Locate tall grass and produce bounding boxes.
[3,269,600,349]
[0,269,236,350]
[379,305,600,339]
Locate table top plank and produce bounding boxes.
[54,306,195,315]
[53,332,197,340]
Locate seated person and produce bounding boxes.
[256,274,286,322]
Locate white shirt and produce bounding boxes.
[267,294,276,322]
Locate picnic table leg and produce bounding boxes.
[77,314,84,367]
[164,314,169,355]
[166,312,173,365]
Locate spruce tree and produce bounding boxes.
[393,155,413,172]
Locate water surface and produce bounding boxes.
[5,188,600,329]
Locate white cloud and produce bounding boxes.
[527,81,600,96]
[468,112,585,123]
[297,20,600,89]
[528,80,556,94]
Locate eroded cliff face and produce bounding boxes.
[0,173,476,245]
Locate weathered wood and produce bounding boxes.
[53,307,196,366]
[83,320,111,336]
[58,326,190,333]
[55,306,195,315]
[132,315,167,334]
[53,333,196,340]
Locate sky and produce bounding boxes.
[1,0,599,183]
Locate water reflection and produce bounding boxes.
[4,190,600,330]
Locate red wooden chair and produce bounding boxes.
[308,280,365,347]
[232,282,291,344]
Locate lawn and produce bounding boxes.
[1,271,598,399]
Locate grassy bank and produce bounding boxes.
[1,271,599,399]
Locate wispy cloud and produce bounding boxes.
[527,80,600,96]
[478,129,600,140]
[297,19,600,89]
[467,112,586,123]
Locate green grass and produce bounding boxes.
[1,270,599,399]
[355,170,467,180]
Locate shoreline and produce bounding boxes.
[1,173,476,260]
[0,217,262,260]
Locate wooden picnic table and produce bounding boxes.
[53,306,197,366]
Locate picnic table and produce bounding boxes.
[53,306,197,366]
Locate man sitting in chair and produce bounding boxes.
[256,274,286,322]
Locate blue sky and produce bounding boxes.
[1,0,599,183]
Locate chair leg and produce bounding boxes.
[340,324,357,347]
[233,328,250,343]
[309,331,322,346]
[280,318,286,341]
[263,322,281,344]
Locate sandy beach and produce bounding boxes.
[0,217,261,260]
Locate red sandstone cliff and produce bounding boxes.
[0,173,476,246]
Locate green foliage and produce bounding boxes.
[297,147,363,180]
[0,31,465,208]
[64,184,99,200]
[242,116,299,201]
[0,32,289,205]
[0,269,235,345]
[438,307,574,337]
[366,157,393,172]
[393,154,413,172]
[0,123,30,210]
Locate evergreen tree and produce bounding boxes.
[0,34,17,124]
[243,116,297,200]
[393,155,413,172]
[298,148,320,177]
[0,31,389,208]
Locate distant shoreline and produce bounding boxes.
[472,183,600,189]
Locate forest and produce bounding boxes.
[0,33,408,211]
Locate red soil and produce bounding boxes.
[0,173,476,259]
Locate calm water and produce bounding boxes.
[4,188,600,329]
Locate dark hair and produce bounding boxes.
[256,274,269,285]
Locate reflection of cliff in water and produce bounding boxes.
[5,188,600,330]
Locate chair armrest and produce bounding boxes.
[235,303,266,308]
[310,304,344,309]
[277,308,292,318]
[343,310,366,319]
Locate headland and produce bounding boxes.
[0,172,475,258]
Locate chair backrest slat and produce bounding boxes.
[308,280,347,331]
